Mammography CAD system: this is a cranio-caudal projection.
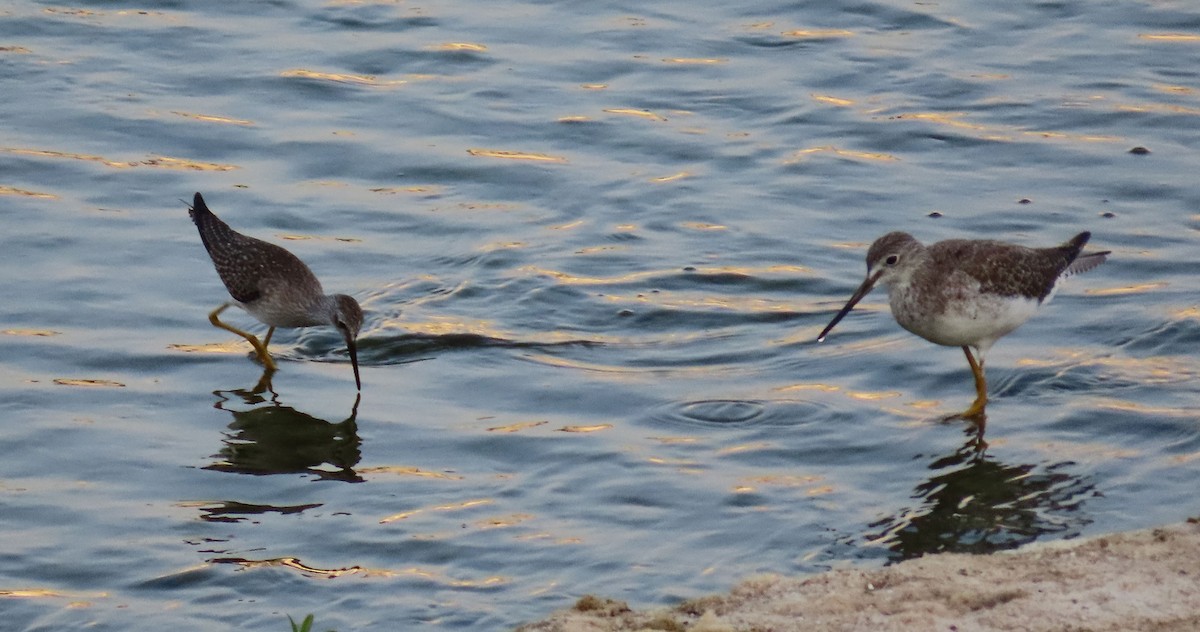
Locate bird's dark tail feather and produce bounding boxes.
[1061,231,1111,277]
[188,192,212,222]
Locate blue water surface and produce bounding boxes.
[1,0,1199,630]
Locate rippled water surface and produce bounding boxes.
[3,0,1200,629]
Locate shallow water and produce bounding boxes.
[2,0,1199,629]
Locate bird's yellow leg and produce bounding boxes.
[263,326,275,348]
[959,345,987,418]
[208,303,277,371]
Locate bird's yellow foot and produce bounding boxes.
[959,394,987,419]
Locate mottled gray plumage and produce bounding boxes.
[818,230,1109,417]
[867,231,1095,305]
[189,192,363,389]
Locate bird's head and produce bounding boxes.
[817,232,922,342]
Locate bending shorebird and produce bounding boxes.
[817,231,1109,417]
[188,192,363,390]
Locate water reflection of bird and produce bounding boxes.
[818,231,1109,418]
[188,192,363,390]
[207,388,362,482]
[864,428,1094,560]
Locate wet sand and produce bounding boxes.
[518,520,1200,631]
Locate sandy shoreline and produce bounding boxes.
[517,519,1200,631]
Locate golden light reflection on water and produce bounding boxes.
[42,7,96,17]
[781,29,855,38]
[0,589,65,597]
[517,533,583,545]
[648,436,701,445]
[0,186,56,198]
[143,156,238,171]
[369,185,443,195]
[293,180,347,190]
[1084,282,1168,296]
[1016,352,1196,384]
[279,68,407,87]
[399,316,502,339]
[772,383,840,393]
[1138,33,1200,42]
[1153,84,1194,94]
[379,498,493,524]
[170,111,253,126]
[680,221,726,230]
[278,234,362,243]
[474,513,533,529]
[0,587,107,609]
[604,291,794,316]
[661,57,727,64]
[890,112,1123,144]
[1170,451,1200,464]
[466,148,568,163]
[786,145,899,163]
[557,424,612,433]
[645,456,702,468]
[0,146,237,171]
[734,474,828,494]
[602,108,667,121]
[650,171,691,183]
[3,328,60,336]
[53,378,125,388]
[846,390,902,401]
[358,466,463,480]
[521,266,659,286]
[1116,102,1200,115]
[575,244,628,255]
[811,94,855,107]
[716,442,775,456]
[487,420,549,433]
[431,42,488,52]
[1172,306,1200,320]
[549,219,585,231]
[168,342,251,355]
[214,557,386,578]
[1093,399,1196,418]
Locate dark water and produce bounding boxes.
[2,0,1199,629]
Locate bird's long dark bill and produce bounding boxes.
[346,336,362,391]
[817,273,880,342]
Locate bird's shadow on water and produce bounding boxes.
[861,418,1097,562]
[203,371,364,483]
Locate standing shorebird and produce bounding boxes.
[188,192,363,390]
[817,231,1109,417]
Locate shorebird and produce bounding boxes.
[817,231,1109,417]
[188,192,363,390]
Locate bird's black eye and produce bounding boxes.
[885,254,899,265]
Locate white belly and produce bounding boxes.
[891,288,1040,354]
